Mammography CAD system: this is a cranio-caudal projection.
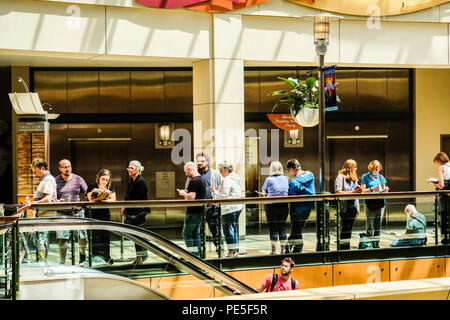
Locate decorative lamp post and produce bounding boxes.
[303,12,342,193]
[302,12,342,251]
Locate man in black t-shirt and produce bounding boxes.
[178,162,206,257]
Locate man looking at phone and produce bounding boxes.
[178,162,207,257]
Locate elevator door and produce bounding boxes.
[327,136,387,192]
[70,140,130,202]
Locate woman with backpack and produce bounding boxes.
[429,152,450,244]
[360,160,390,248]
[334,159,361,250]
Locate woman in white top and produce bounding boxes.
[210,161,243,257]
[431,152,450,244]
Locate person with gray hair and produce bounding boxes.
[261,161,289,254]
[390,204,427,247]
[121,160,150,264]
[211,161,243,257]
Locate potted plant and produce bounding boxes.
[269,76,339,127]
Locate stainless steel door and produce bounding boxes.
[327,136,387,192]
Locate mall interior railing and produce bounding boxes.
[0,190,449,299]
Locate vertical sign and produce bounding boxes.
[323,66,337,110]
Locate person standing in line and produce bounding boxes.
[87,169,116,265]
[261,161,289,255]
[185,152,223,256]
[360,160,390,248]
[286,159,315,253]
[55,159,88,265]
[121,160,150,264]
[210,161,243,257]
[178,162,207,257]
[17,158,57,259]
[390,204,427,247]
[334,159,361,250]
[429,152,450,244]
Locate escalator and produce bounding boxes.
[0,217,257,300]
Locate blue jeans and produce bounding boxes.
[183,213,202,257]
[288,209,311,253]
[390,238,426,247]
[222,210,241,251]
[264,203,289,242]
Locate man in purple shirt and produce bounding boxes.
[55,159,88,265]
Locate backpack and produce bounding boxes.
[268,273,297,292]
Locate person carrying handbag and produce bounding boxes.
[360,160,390,248]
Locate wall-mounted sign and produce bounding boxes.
[17,121,48,132]
[266,114,302,130]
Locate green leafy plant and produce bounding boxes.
[270,76,339,117]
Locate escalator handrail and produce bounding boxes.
[15,217,257,295]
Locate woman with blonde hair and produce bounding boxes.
[360,160,389,248]
[261,161,289,254]
[87,168,116,265]
[334,159,361,250]
[429,152,450,244]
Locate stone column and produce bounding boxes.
[192,13,247,245]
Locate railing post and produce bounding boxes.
[336,200,340,251]
[71,209,76,265]
[316,194,330,252]
[435,195,439,246]
[218,205,222,258]
[120,214,124,261]
[87,207,93,268]
[202,205,207,259]
[11,220,20,300]
[35,208,39,261]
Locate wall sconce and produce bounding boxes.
[159,124,170,145]
[155,123,174,149]
[284,129,303,148]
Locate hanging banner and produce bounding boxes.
[266,114,302,130]
[323,65,337,110]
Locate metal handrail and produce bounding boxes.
[21,190,450,211]
[1,217,257,298]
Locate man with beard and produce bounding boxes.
[55,159,88,265]
[233,257,299,294]
[185,152,223,256]
[256,257,299,292]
